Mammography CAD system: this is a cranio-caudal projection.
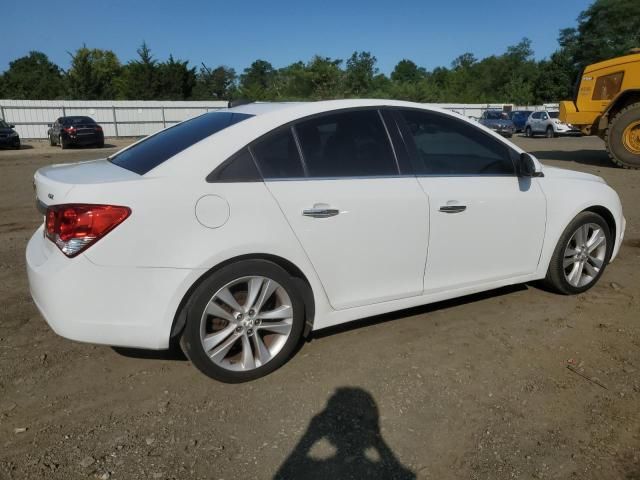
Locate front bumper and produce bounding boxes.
[26,226,195,349]
[0,135,20,147]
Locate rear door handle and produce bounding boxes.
[302,208,340,218]
[439,205,466,214]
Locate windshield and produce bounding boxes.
[110,111,253,175]
[548,111,559,119]
[62,116,96,125]
[486,111,508,120]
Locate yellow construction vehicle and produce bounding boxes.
[560,50,640,168]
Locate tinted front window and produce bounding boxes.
[399,110,514,175]
[111,112,253,175]
[251,128,304,179]
[295,110,397,178]
[548,111,559,119]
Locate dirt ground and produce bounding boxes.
[0,136,639,480]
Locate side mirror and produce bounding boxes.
[9,124,15,128]
[47,123,52,127]
[519,152,543,177]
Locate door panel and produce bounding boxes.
[418,176,546,292]
[266,178,429,310]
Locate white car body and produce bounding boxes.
[27,100,625,352]
[525,110,580,136]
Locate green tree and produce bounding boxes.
[567,0,640,68]
[344,51,378,96]
[391,59,425,84]
[533,50,575,103]
[117,42,158,99]
[67,46,121,99]
[155,55,196,99]
[193,64,237,100]
[239,60,275,100]
[1,51,65,99]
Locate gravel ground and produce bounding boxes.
[0,136,639,480]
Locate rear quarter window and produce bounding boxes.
[110,112,253,175]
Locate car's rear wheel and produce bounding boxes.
[59,135,67,150]
[525,126,533,137]
[544,212,612,295]
[180,260,305,383]
[49,134,55,146]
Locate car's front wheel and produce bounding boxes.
[180,260,306,382]
[546,126,555,138]
[544,212,612,295]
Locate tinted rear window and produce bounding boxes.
[110,112,253,174]
[62,116,96,125]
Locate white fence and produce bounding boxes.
[0,100,558,139]
[0,100,228,139]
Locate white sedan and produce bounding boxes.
[27,100,625,382]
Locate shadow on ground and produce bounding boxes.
[312,284,527,340]
[112,343,187,361]
[529,148,614,168]
[274,387,415,480]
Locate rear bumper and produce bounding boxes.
[65,133,103,145]
[26,226,195,349]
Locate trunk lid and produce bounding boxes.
[34,159,140,207]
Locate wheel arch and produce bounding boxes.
[599,89,640,132]
[582,205,616,247]
[169,253,316,344]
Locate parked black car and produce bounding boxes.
[510,110,534,133]
[0,120,21,149]
[478,110,515,137]
[48,116,104,149]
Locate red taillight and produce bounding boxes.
[95,125,103,132]
[45,204,131,257]
[64,126,75,134]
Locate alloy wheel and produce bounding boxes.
[199,276,294,371]
[563,223,607,288]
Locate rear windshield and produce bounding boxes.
[62,116,96,125]
[110,111,253,175]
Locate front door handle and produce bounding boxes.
[439,205,467,214]
[302,208,340,218]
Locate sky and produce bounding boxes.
[2,0,592,75]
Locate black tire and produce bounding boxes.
[543,211,612,295]
[525,126,533,138]
[605,102,640,169]
[49,134,55,146]
[96,140,105,148]
[180,259,306,383]
[545,126,555,138]
[59,135,67,150]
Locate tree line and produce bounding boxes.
[0,0,637,105]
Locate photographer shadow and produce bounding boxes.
[274,387,415,480]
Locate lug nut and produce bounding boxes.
[236,313,243,320]
[235,326,243,333]
[249,309,255,316]
[254,319,261,326]
[247,328,254,336]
